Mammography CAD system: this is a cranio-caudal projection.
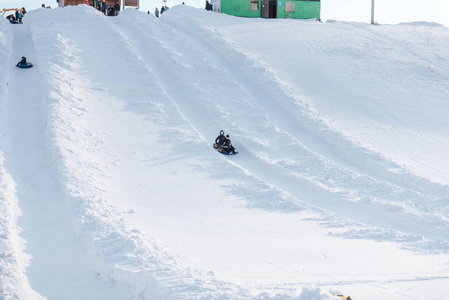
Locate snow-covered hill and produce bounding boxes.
[1,5,448,300]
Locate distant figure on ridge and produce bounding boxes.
[205,1,213,11]
[107,5,114,16]
[114,2,120,15]
[15,10,23,23]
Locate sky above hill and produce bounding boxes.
[2,0,449,26]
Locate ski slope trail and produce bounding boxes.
[113,9,449,241]
[103,7,449,297]
[2,19,132,300]
[19,7,243,299]
[1,5,449,300]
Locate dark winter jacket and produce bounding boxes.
[205,1,213,11]
[17,58,27,66]
[215,134,226,146]
[220,138,233,149]
[220,138,235,154]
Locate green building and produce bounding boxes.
[210,0,320,20]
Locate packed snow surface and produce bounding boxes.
[1,5,449,300]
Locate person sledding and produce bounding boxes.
[214,130,226,148]
[16,56,27,67]
[16,56,33,68]
[6,14,18,24]
[219,135,238,155]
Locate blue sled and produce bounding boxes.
[16,63,33,69]
[213,144,238,156]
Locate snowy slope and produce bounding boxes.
[0,17,40,300]
[1,5,449,300]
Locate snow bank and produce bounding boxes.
[0,158,40,299]
[0,18,41,300]
[0,158,24,299]
[0,17,20,300]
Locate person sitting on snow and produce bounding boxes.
[6,15,18,24]
[215,130,226,147]
[220,135,237,155]
[107,5,114,16]
[16,57,27,67]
